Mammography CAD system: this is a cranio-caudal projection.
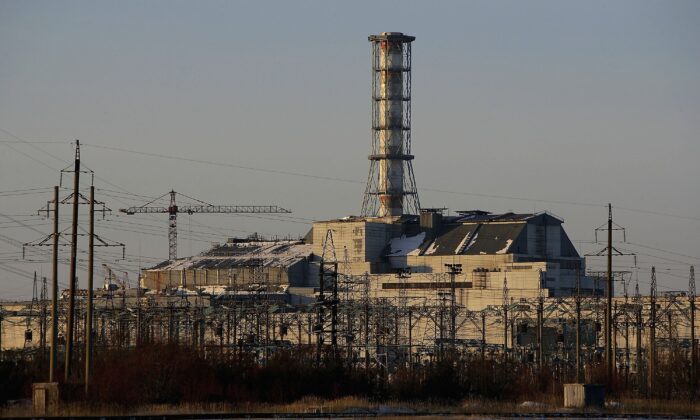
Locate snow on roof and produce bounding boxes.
[424,240,439,255]
[388,232,426,256]
[455,232,477,255]
[496,239,513,254]
[146,240,313,271]
[386,223,524,257]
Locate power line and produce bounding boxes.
[3,127,697,223]
[623,241,700,262]
[80,142,700,223]
[83,143,362,184]
[0,140,68,144]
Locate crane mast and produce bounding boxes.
[120,190,291,261]
[168,191,177,263]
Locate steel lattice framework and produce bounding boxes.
[362,32,420,217]
[120,190,291,261]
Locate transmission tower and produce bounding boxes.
[586,203,633,380]
[316,230,339,362]
[120,190,291,261]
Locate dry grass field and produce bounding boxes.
[2,395,700,418]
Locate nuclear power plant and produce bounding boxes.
[141,32,601,308]
[3,34,696,400]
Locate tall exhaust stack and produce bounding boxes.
[362,32,420,218]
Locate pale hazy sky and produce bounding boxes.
[1,0,699,299]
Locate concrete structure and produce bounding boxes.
[140,238,313,293]
[32,382,59,415]
[310,210,598,308]
[363,32,420,218]
[563,383,605,408]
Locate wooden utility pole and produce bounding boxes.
[64,141,81,382]
[445,264,462,347]
[481,311,486,360]
[613,302,618,372]
[49,185,59,383]
[537,294,543,370]
[606,203,613,380]
[588,204,631,381]
[503,275,509,360]
[407,308,413,367]
[633,276,643,391]
[85,185,95,394]
[636,304,643,390]
[690,266,696,389]
[40,276,47,353]
[364,274,370,371]
[648,266,657,395]
[575,267,582,382]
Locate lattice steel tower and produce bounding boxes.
[362,32,420,217]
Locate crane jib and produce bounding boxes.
[117,190,291,260]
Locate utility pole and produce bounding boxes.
[587,204,632,381]
[407,308,413,368]
[690,266,696,389]
[445,264,462,348]
[331,261,339,358]
[634,277,643,392]
[40,276,47,354]
[481,311,486,360]
[613,301,618,373]
[316,254,325,365]
[438,294,445,359]
[503,274,509,360]
[606,203,613,380]
[85,185,95,394]
[65,141,81,382]
[50,185,58,383]
[537,270,544,371]
[364,273,370,372]
[648,266,657,395]
[575,267,582,382]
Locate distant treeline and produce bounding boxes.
[0,344,696,406]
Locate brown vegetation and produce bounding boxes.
[1,344,698,415]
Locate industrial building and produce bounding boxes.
[140,31,602,310]
[2,35,695,396]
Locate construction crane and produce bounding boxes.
[119,190,291,261]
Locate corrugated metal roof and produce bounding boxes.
[450,212,536,223]
[424,224,477,256]
[145,241,312,271]
[463,223,525,255]
[387,217,529,257]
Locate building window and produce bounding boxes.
[353,238,363,253]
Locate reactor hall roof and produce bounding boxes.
[146,239,313,271]
[386,211,577,258]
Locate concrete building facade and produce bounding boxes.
[309,210,600,310]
